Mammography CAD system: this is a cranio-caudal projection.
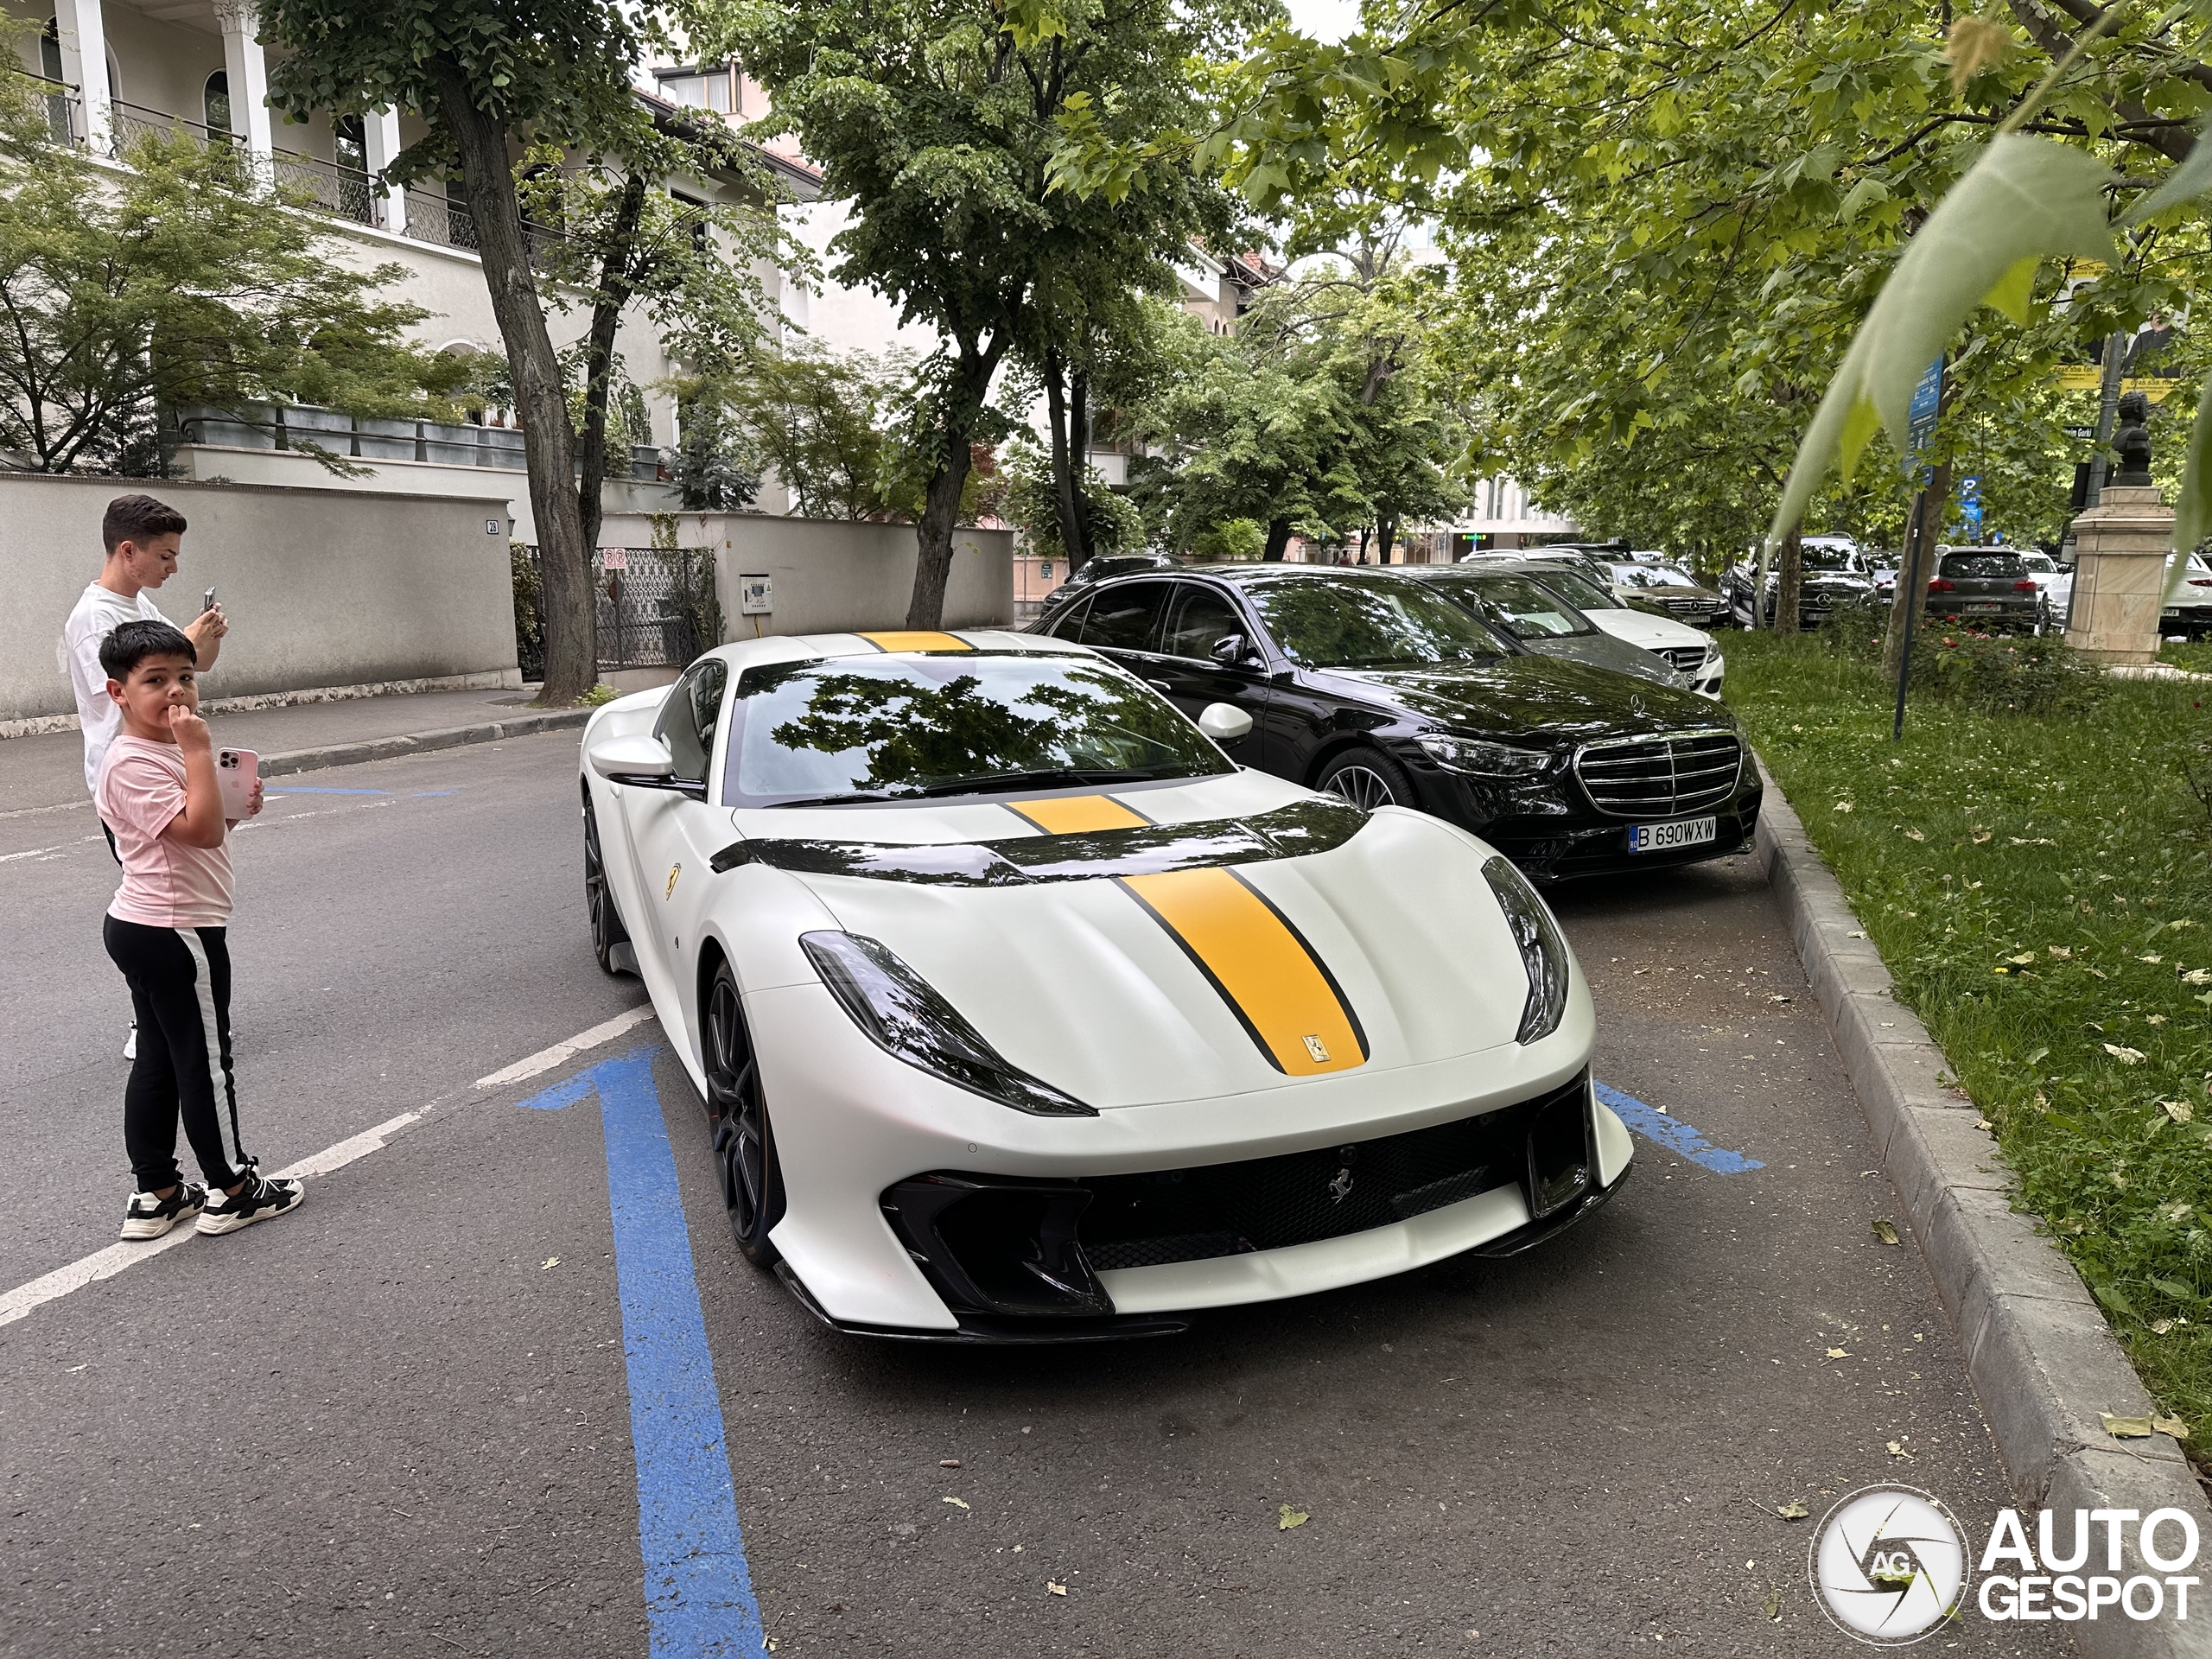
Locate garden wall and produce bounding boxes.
[1,473,520,726]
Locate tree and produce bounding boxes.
[0,49,454,475]
[689,343,915,519]
[999,435,1142,561]
[259,0,666,703]
[693,0,1258,623]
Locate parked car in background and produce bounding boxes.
[1461,546,1624,602]
[2017,550,2074,633]
[1033,565,1759,880]
[1722,538,1875,627]
[2164,553,2212,638]
[1605,562,1730,627]
[1922,548,2042,631]
[1492,560,1726,696]
[1402,567,1693,691]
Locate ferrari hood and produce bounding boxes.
[721,772,1545,1109]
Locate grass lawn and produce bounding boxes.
[2162,638,2212,676]
[1722,630,2212,1450]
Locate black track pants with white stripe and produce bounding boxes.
[102,917,248,1192]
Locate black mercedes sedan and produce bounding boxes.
[1032,564,1761,881]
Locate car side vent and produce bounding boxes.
[1573,729,1743,818]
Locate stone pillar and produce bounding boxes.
[2063,483,2172,665]
[52,0,111,153]
[211,0,274,164]
[365,107,408,234]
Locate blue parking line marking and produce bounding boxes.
[1594,1080,1764,1174]
[520,1046,762,1655]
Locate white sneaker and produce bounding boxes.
[123,1023,136,1060]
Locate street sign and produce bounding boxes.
[1907,358,1942,448]
[2063,424,2094,442]
[1959,475,1980,503]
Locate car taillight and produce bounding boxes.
[2190,578,2212,588]
[2013,579,2037,593]
[1927,578,1956,594]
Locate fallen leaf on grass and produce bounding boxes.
[2184,969,2212,986]
[2153,1318,2178,1335]
[2141,955,2166,965]
[1904,828,1926,842]
[1872,1219,1901,1245]
[2165,1102,2196,1124]
[1777,1501,1809,1520]
[1973,830,1993,843]
[1278,1504,1309,1530]
[943,1497,969,1510]
[2156,1414,2191,1440]
[2007,951,2037,966]
[2048,946,2071,959]
[2104,1044,2148,1065]
[1975,1118,1994,1131]
[2088,967,2108,980]
[2101,1413,2156,1439]
[1833,801,1855,813]
[1047,1581,1067,1596]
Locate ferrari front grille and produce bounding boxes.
[1573,728,1742,818]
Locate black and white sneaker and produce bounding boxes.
[195,1174,304,1236]
[119,1183,207,1240]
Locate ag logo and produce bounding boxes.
[1301,1034,1331,1063]
[1809,1484,1971,1645]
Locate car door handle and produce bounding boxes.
[1146,677,1172,689]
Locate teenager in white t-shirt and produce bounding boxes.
[60,493,227,798]
[60,494,227,1059]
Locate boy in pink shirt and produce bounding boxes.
[96,620,303,1239]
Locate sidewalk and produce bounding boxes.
[2,686,583,813]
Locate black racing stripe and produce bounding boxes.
[1113,877,1286,1074]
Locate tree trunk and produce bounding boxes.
[1884,460,1951,677]
[1043,349,1089,572]
[575,174,648,563]
[432,62,593,703]
[1376,514,1398,565]
[1262,516,1294,562]
[1774,525,1803,635]
[906,346,1004,628]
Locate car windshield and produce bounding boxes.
[1522,566,1618,613]
[1249,575,1506,669]
[1803,545,1860,571]
[1939,552,2024,579]
[1646,566,1700,588]
[2021,553,2056,572]
[1453,575,1593,638]
[722,652,1229,807]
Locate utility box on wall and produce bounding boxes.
[739,574,773,615]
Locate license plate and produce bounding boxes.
[1963,601,2003,613]
[1630,816,1717,853]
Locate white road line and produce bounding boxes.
[474,1004,655,1090]
[0,1004,658,1332]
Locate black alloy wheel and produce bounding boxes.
[1317,747,1413,810]
[581,781,632,976]
[706,961,784,1267]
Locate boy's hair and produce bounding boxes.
[102,493,188,554]
[99,620,197,683]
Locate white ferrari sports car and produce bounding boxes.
[579,629,1632,1340]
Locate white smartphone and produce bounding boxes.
[216,748,259,818]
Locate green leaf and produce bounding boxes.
[1982,256,2039,324]
[1769,136,2118,544]
[2173,371,2212,556]
[2121,124,2212,226]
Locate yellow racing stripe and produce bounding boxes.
[857,630,973,653]
[1008,794,1151,835]
[1119,867,1367,1077]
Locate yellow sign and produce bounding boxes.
[2053,367,2177,402]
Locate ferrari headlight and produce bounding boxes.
[1482,855,1570,1044]
[1417,734,1554,777]
[799,931,1097,1117]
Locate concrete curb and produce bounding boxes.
[257,708,592,780]
[1757,763,2212,1656]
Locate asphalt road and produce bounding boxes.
[1,732,2071,1656]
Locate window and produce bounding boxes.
[1938,552,2024,580]
[658,69,734,112]
[656,659,728,785]
[1248,575,1505,669]
[721,653,1228,807]
[334,113,366,175]
[41,22,63,82]
[1041,596,1090,638]
[1461,575,1592,639]
[1073,581,1169,651]
[202,70,231,136]
[1523,566,1618,613]
[1160,585,1246,660]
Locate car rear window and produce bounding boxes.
[1939,553,2024,579]
[1458,575,1592,639]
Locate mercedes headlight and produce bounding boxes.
[1482,855,1570,1043]
[1417,734,1554,777]
[799,931,1097,1117]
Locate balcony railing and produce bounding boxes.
[108,95,229,156]
[272,148,375,226]
[403,187,478,252]
[20,71,77,146]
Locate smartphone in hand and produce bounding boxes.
[216,748,259,819]
[203,586,217,613]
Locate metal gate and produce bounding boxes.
[595,548,720,671]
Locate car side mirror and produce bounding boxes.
[1209,632,1254,667]
[588,733,683,787]
[1197,702,1255,744]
